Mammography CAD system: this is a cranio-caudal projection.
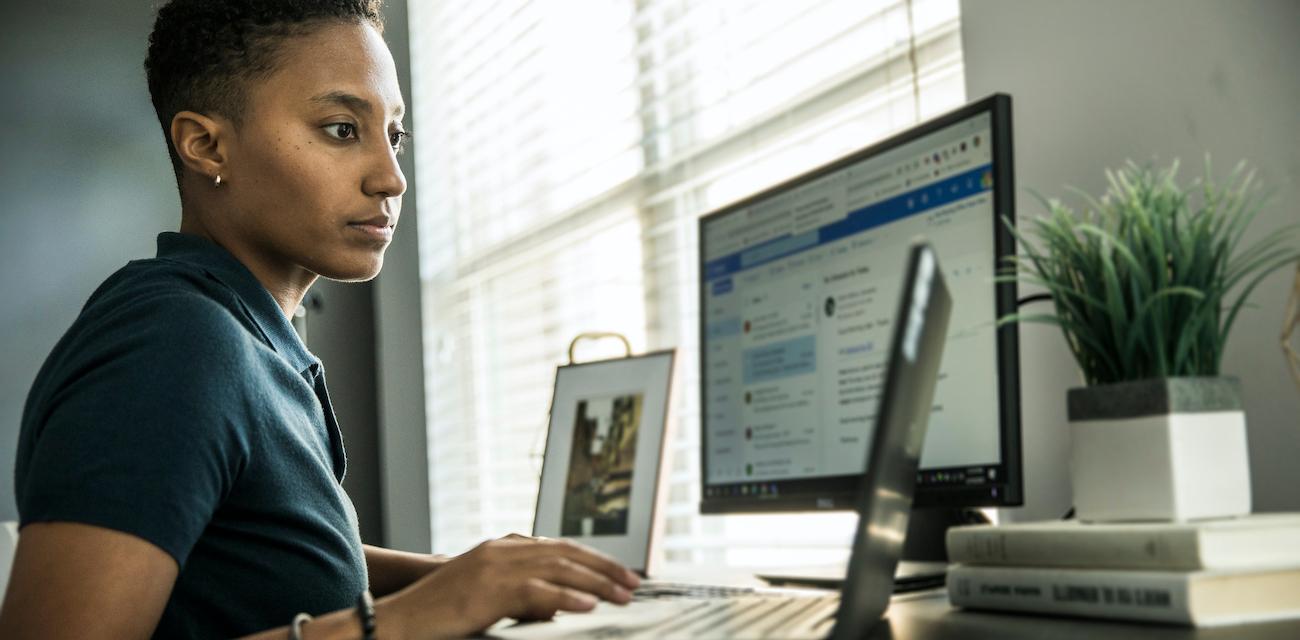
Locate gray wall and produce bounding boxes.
[0,1,177,522]
[962,0,1300,521]
[0,1,409,543]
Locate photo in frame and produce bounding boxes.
[532,350,675,573]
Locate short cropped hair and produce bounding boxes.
[144,0,385,182]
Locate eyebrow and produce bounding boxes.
[310,90,406,120]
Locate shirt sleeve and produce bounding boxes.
[17,290,255,567]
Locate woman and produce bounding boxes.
[0,1,638,638]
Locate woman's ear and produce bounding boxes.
[170,110,229,182]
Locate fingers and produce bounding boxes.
[534,539,642,591]
[514,578,599,621]
[468,536,641,618]
[530,555,633,604]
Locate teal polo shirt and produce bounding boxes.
[15,232,367,638]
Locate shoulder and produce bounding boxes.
[30,259,273,418]
[79,257,263,360]
[14,264,272,562]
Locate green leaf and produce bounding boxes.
[1002,157,1299,383]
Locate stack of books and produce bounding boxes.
[944,513,1300,626]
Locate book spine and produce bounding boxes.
[948,565,1193,625]
[946,527,1202,570]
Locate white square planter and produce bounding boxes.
[1067,377,1251,522]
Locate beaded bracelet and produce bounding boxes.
[290,612,313,640]
[357,590,376,640]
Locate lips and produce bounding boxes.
[350,214,394,228]
[347,214,397,242]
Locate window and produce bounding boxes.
[409,0,965,565]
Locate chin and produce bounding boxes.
[318,255,385,283]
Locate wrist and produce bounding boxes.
[363,546,447,597]
[372,596,409,640]
[292,602,401,640]
[376,582,477,640]
[357,591,376,640]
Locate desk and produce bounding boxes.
[880,589,1300,640]
[653,569,1300,639]
[489,571,1300,639]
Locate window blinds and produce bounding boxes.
[409,0,964,562]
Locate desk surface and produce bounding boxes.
[647,568,1300,639]
[880,589,1300,640]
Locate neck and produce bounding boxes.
[179,208,318,319]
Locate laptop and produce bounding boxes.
[495,241,952,639]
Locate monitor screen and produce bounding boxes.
[698,94,1021,513]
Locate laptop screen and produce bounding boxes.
[833,242,952,638]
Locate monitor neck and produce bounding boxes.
[901,507,990,562]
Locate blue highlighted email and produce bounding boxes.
[708,317,743,340]
[743,335,816,385]
[712,278,734,296]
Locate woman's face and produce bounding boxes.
[220,20,407,284]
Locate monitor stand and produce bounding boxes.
[754,507,988,591]
[901,506,990,561]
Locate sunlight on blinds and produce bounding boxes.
[410,0,964,561]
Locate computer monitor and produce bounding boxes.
[698,94,1021,514]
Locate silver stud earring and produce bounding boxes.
[214,174,223,188]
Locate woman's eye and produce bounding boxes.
[324,123,357,140]
[389,130,410,152]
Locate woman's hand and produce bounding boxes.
[376,536,641,639]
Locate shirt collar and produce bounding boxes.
[155,232,318,374]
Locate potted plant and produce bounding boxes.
[1002,159,1300,522]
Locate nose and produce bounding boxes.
[363,141,408,200]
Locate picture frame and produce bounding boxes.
[532,349,675,573]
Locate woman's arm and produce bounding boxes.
[0,526,638,640]
[362,544,449,597]
[361,532,547,596]
[252,537,641,640]
[0,522,178,640]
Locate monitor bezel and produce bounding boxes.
[696,93,1022,514]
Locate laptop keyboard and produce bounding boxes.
[616,594,840,639]
[633,581,758,600]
